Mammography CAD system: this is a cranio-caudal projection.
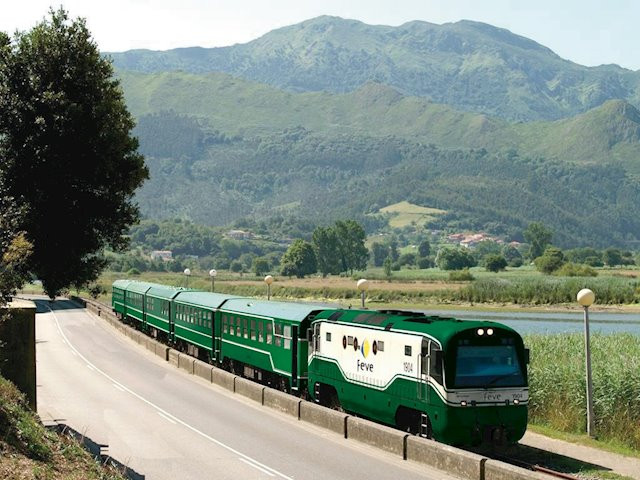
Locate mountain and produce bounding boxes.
[109,16,640,121]
[118,70,640,172]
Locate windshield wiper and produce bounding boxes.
[485,371,520,387]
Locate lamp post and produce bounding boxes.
[357,278,369,309]
[184,268,191,288]
[264,275,274,300]
[577,288,596,437]
[209,269,217,292]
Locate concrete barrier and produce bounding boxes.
[178,355,195,374]
[235,377,264,404]
[346,416,408,458]
[143,336,156,354]
[299,401,348,437]
[156,345,170,362]
[406,436,486,480]
[484,460,549,480]
[168,349,180,368]
[193,360,214,382]
[212,368,236,392]
[263,388,300,418]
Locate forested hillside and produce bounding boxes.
[109,16,640,121]
[134,113,640,247]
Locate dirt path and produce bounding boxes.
[521,431,640,479]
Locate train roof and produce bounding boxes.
[124,281,158,294]
[314,309,519,344]
[221,298,333,323]
[112,279,133,290]
[174,291,241,309]
[147,284,185,300]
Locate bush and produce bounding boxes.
[554,263,598,277]
[534,247,565,274]
[485,254,507,272]
[448,269,474,281]
[417,256,434,269]
[126,268,140,275]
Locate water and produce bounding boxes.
[420,309,640,336]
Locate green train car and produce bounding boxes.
[112,280,529,446]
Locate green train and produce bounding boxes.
[112,279,529,446]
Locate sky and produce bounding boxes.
[1,0,638,70]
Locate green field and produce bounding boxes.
[378,201,446,228]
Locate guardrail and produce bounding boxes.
[74,296,549,480]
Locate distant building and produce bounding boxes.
[227,229,254,240]
[150,250,172,261]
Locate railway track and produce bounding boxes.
[489,452,581,479]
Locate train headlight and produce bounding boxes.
[460,401,467,407]
[477,328,485,336]
[487,328,494,336]
[513,399,520,405]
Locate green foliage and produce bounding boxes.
[535,247,566,274]
[417,239,431,258]
[252,257,270,276]
[230,261,243,273]
[485,255,508,273]
[603,248,624,267]
[370,242,388,267]
[436,247,477,271]
[502,244,523,267]
[524,222,553,259]
[448,269,475,281]
[0,8,148,297]
[398,252,417,267]
[456,276,639,304]
[0,195,32,303]
[553,263,598,277]
[334,220,368,274]
[416,256,434,269]
[527,334,640,449]
[383,257,392,280]
[280,239,317,278]
[312,226,341,277]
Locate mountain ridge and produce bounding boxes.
[108,15,640,121]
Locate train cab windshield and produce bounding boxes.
[453,344,525,388]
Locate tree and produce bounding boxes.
[603,248,623,267]
[252,257,270,276]
[485,255,508,273]
[334,220,368,274]
[230,260,243,273]
[523,222,553,260]
[280,240,317,278]
[418,239,431,258]
[534,247,565,274]
[0,194,32,303]
[311,226,340,277]
[370,242,388,267]
[435,248,477,271]
[398,252,417,267]
[0,9,148,297]
[501,244,523,267]
[383,257,392,281]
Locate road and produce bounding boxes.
[36,298,456,480]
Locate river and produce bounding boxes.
[421,309,640,335]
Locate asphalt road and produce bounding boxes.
[36,298,456,480]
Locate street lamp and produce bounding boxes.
[184,268,191,288]
[209,269,217,292]
[357,279,369,309]
[264,275,274,300]
[577,288,596,437]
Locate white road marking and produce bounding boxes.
[113,383,125,392]
[157,411,177,424]
[45,303,294,480]
[239,457,276,476]
[86,364,95,371]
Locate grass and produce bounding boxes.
[0,375,126,480]
[378,201,446,228]
[526,333,640,451]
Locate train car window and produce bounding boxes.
[243,318,249,339]
[405,346,412,356]
[251,320,257,340]
[429,343,443,385]
[275,323,282,347]
[258,322,264,342]
[266,322,273,344]
[284,338,291,350]
[326,332,332,342]
[236,318,241,337]
[284,325,291,339]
